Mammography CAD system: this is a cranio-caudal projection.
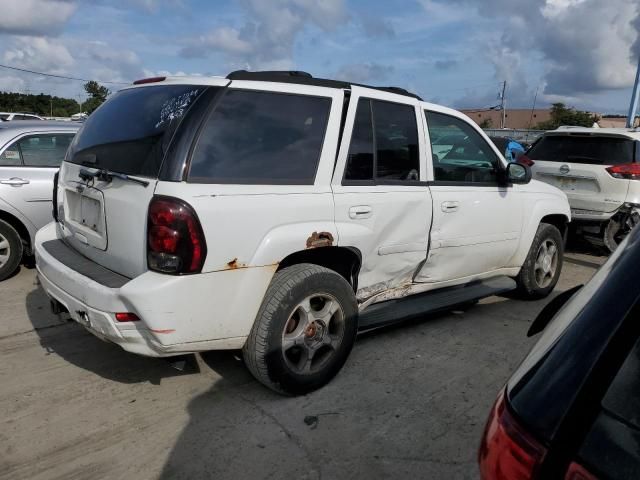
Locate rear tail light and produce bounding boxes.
[518,155,535,167]
[115,312,140,322]
[565,462,599,480]
[606,163,640,180]
[147,196,207,274]
[479,389,547,480]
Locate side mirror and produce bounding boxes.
[506,162,532,185]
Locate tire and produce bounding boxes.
[0,219,23,281]
[243,263,358,395]
[516,223,563,299]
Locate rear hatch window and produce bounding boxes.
[67,84,206,177]
[528,135,636,165]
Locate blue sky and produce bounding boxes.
[1,0,639,113]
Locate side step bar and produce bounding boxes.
[357,276,516,331]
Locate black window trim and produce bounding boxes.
[185,86,334,186]
[424,109,505,186]
[341,96,425,187]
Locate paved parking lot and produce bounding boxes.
[0,249,606,480]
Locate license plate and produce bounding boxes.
[80,195,101,232]
[558,177,577,191]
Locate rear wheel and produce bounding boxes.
[516,223,563,299]
[243,263,358,395]
[0,220,23,281]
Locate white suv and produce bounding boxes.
[527,127,640,251]
[35,71,570,394]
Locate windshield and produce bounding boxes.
[67,84,207,177]
[527,135,636,165]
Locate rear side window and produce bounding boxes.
[527,135,636,165]
[344,98,420,182]
[19,134,74,167]
[188,90,331,185]
[68,84,207,177]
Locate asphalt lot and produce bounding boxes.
[0,248,606,480]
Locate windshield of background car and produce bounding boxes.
[527,134,636,165]
[67,84,208,177]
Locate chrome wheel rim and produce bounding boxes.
[533,239,558,288]
[0,233,10,268]
[282,293,345,375]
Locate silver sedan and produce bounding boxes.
[0,121,79,280]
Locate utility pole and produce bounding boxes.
[627,57,640,128]
[499,81,507,129]
[526,86,540,142]
[50,98,53,117]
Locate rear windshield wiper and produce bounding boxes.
[79,168,150,187]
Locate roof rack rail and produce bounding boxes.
[225,70,422,101]
[227,70,313,80]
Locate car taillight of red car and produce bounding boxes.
[147,196,207,274]
[479,389,547,480]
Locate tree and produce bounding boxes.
[0,91,80,117]
[535,103,598,130]
[479,118,493,128]
[83,80,110,114]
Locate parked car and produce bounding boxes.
[0,121,79,280]
[0,112,44,121]
[479,220,640,480]
[35,71,570,394]
[488,136,526,162]
[527,127,640,252]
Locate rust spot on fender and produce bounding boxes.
[306,231,334,249]
[226,258,248,269]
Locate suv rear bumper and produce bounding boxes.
[35,222,275,357]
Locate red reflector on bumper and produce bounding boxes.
[115,312,140,322]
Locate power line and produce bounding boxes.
[0,63,129,85]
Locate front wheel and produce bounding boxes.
[242,263,358,395]
[0,220,23,281]
[516,223,563,299]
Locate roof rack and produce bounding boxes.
[226,70,422,100]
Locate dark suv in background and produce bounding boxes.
[479,223,640,479]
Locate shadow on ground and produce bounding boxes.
[24,284,200,385]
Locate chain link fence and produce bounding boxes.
[483,129,545,145]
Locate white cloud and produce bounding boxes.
[4,37,75,74]
[335,63,394,83]
[0,75,26,93]
[180,0,349,69]
[0,0,77,35]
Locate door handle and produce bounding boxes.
[441,201,460,213]
[0,177,30,187]
[349,205,373,219]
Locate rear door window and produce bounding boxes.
[188,90,331,184]
[527,135,636,165]
[343,98,420,183]
[18,134,75,167]
[68,84,207,177]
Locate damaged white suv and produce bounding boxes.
[35,71,570,394]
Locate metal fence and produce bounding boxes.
[483,129,545,145]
